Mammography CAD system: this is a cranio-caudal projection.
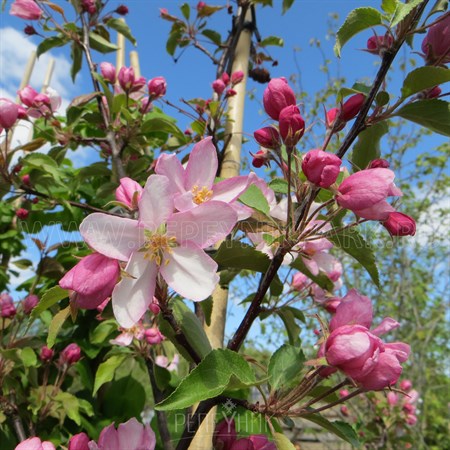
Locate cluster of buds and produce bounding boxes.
[386,379,420,426]
[0,292,40,319]
[211,70,245,97]
[326,93,366,132]
[17,85,61,119]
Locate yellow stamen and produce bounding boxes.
[191,185,213,204]
[141,231,177,266]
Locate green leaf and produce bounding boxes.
[180,3,190,20]
[401,67,450,99]
[328,228,380,287]
[260,36,284,47]
[158,299,212,362]
[426,0,449,19]
[268,178,289,194]
[156,349,256,411]
[274,432,296,449]
[395,99,450,136]
[214,241,271,272]
[239,185,270,215]
[381,0,398,14]
[268,345,305,391]
[47,305,70,348]
[390,0,426,27]
[141,117,185,139]
[70,42,83,82]
[93,353,129,395]
[201,29,221,45]
[275,308,301,347]
[375,91,390,107]
[351,121,389,171]
[105,18,137,46]
[89,320,117,345]
[54,392,82,425]
[282,0,295,14]
[89,32,119,53]
[19,347,37,367]
[303,414,360,447]
[31,285,69,319]
[36,36,68,58]
[334,8,383,57]
[23,153,62,182]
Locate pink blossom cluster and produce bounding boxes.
[212,70,245,97]
[0,292,40,318]
[37,343,81,366]
[17,85,62,119]
[386,379,420,426]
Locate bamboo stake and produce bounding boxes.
[115,19,126,76]
[15,51,36,102]
[40,58,55,93]
[130,50,141,78]
[188,7,253,450]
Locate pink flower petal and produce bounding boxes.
[117,418,156,450]
[97,423,119,449]
[167,201,237,248]
[80,214,142,261]
[212,175,252,203]
[160,242,219,301]
[139,175,174,230]
[112,252,157,328]
[385,342,411,363]
[353,200,395,221]
[155,153,186,194]
[184,137,218,191]
[15,437,44,450]
[330,289,373,330]
[173,191,196,212]
[371,317,400,336]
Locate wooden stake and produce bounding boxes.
[40,58,55,93]
[15,51,36,102]
[115,19,126,77]
[130,51,141,78]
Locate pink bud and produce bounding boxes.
[130,76,147,93]
[302,149,342,188]
[278,105,305,147]
[16,208,29,220]
[213,419,237,450]
[339,389,349,398]
[22,174,31,185]
[406,414,418,426]
[118,66,135,92]
[0,292,16,318]
[387,391,398,406]
[231,70,244,85]
[212,79,226,95]
[340,405,350,416]
[59,253,120,309]
[251,149,270,168]
[253,126,281,149]
[60,343,81,365]
[340,93,365,122]
[81,0,96,14]
[400,379,413,392]
[221,72,230,85]
[382,212,416,237]
[144,327,164,345]
[248,435,277,450]
[100,62,116,84]
[326,107,345,131]
[263,77,296,120]
[368,158,390,169]
[226,88,237,97]
[366,33,394,56]
[148,76,167,98]
[39,345,54,363]
[197,1,206,10]
[18,85,39,107]
[24,25,37,35]
[115,177,143,208]
[115,5,129,15]
[421,14,450,65]
[291,272,309,291]
[23,294,39,314]
[10,0,43,20]
[0,98,19,129]
[68,432,90,450]
[149,297,161,315]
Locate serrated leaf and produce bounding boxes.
[381,0,398,14]
[47,306,70,348]
[36,36,68,58]
[395,99,450,136]
[197,5,224,17]
[93,353,129,395]
[390,0,426,27]
[19,347,37,367]
[260,36,284,47]
[70,42,83,82]
[239,184,270,215]
[268,178,289,194]
[401,67,450,98]
[351,121,389,171]
[334,8,383,57]
[328,228,380,287]
[106,18,137,46]
[268,344,305,391]
[214,240,271,272]
[303,414,360,447]
[201,29,221,45]
[55,392,81,425]
[31,285,69,319]
[274,432,296,449]
[141,117,184,139]
[156,349,256,411]
[89,32,119,53]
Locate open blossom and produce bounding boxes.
[336,168,402,220]
[15,437,55,450]
[155,137,254,220]
[80,174,237,328]
[10,0,42,20]
[59,253,120,309]
[155,353,179,371]
[88,418,156,450]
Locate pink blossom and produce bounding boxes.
[23,294,39,314]
[339,389,349,398]
[15,437,55,450]
[39,345,54,363]
[278,105,305,147]
[302,149,342,188]
[155,354,179,371]
[144,327,164,345]
[400,379,413,392]
[60,343,81,365]
[10,0,42,20]
[88,418,156,450]
[115,177,143,209]
[263,77,296,120]
[231,70,245,85]
[100,62,116,84]
[212,79,226,95]
[0,292,16,318]
[254,126,281,149]
[336,168,402,220]
[421,14,450,65]
[59,253,120,309]
[118,66,135,92]
[155,137,254,220]
[68,433,90,450]
[382,212,416,236]
[18,85,40,107]
[148,76,167,98]
[340,93,365,122]
[80,173,237,328]
[291,272,309,291]
[387,391,399,406]
[0,98,19,129]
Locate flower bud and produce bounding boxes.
[16,208,29,219]
[68,432,90,450]
[339,389,349,398]
[278,105,305,147]
[81,0,96,14]
[60,343,81,365]
[263,77,296,120]
[10,0,43,20]
[421,14,450,65]
[149,297,161,315]
[400,379,412,392]
[100,62,116,84]
[213,419,237,450]
[148,76,167,98]
[212,79,226,95]
[302,149,342,188]
[24,25,37,35]
[387,391,398,406]
[368,158,390,169]
[221,72,230,85]
[340,405,350,416]
[18,85,39,107]
[115,177,143,209]
[406,414,418,426]
[0,293,16,318]
[22,174,31,185]
[231,70,244,85]
[340,93,365,122]
[39,345,54,363]
[366,33,394,56]
[250,149,270,168]
[197,1,206,11]
[226,88,237,98]
[23,294,39,314]
[382,212,416,237]
[424,85,442,99]
[0,98,19,129]
[253,126,280,149]
[291,272,309,291]
[118,66,135,92]
[144,327,164,345]
[115,5,129,15]
[326,107,345,131]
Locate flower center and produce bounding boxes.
[191,185,213,204]
[142,230,177,265]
